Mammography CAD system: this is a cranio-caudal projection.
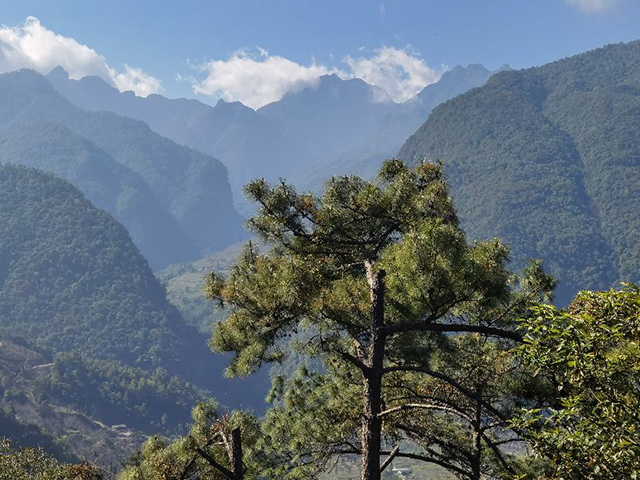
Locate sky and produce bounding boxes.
[1,0,639,108]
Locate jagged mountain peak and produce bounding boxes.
[47,65,69,80]
[2,68,58,94]
[213,97,256,114]
[261,73,393,109]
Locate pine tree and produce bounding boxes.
[207,160,554,480]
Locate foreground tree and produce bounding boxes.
[260,329,552,479]
[514,284,640,479]
[120,401,260,480]
[207,160,554,480]
[0,438,102,480]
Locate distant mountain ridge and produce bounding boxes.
[0,123,198,268]
[0,69,245,268]
[48,67,306,214]
[47,64,502,211]
[258,74,397,161]
[294,64,504,189]
[400,40,640,302]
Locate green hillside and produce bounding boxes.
[399,41,640,301]
[0,164,187,367]
[157,242,248,333]
[0,165,267,412]
[0,338,144,468]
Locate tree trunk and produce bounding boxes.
[361,267,386,480]
[471,388,482,480]
[230,428,243,480]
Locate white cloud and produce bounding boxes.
[566,0,619,12]
[192,49,342,109]
[191,46,442,108]
[0,16,162,96]
[344,47,443,103]
[111,65,163,97]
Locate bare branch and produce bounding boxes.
[195,447,235,480]
[378,403,474,423]
[392,451,469,478]
[384,321,522,341]
[382,365,510,423]
[481,432,517,475]
[332,346,369,373]
[379,445,399,473]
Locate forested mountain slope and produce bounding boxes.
[0,165,267,410]
[400,41,640,301]
[0,70,244,268]
[0,338,145,468]
[0,164,192,367]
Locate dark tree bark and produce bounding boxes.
[230,428,243,480]
[361,266,386,480]
[471,388,483,480]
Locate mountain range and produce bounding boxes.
[4,38,640,469]
[47,63,501,212]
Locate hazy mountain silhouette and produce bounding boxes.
[295,64,501,190]
[48,68,304,214]
[0,69,245,267]
[48,65,499,212]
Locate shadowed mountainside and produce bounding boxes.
[0,165,268,413]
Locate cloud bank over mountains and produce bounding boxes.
[344,47,443,103]
[0,17,163,97]
[190,46,444,108]
[191,46,446,108]
[191,49,341,109]
[0,16,443,106]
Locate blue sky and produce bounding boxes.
[1,0,639,107]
